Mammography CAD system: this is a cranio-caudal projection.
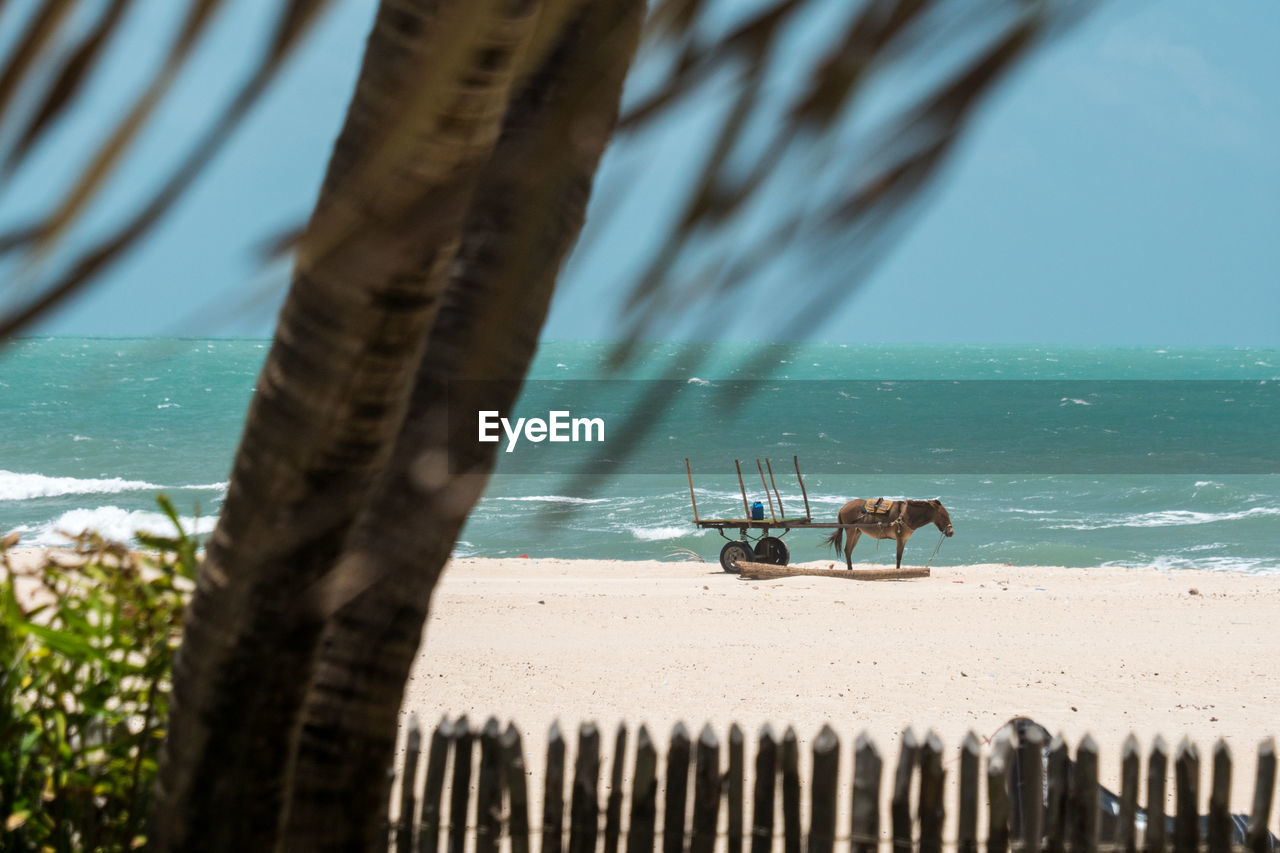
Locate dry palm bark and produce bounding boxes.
[280,3,642,847]
[0,1,1079,849]
[149,2,638,849]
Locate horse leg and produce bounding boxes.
[895,535,906,569]
[845,529,861,570]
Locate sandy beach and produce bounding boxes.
[7,547,1276,832]
[405,557,1279,822]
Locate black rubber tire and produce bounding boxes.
[719,540,754,573]
[754,536,790,566]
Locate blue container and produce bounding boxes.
[751,501,765,520]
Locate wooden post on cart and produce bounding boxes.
[734,460,751,519]
[756,460,777,522]
[765,458,786,518]
[685,459,700,523]
[793,456,812,521]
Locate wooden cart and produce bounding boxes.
[686,456,895,572]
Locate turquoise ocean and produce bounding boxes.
[2,338,1278,574]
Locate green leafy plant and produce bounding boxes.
[1,496,197,852]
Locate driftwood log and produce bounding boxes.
[736,562,929,581]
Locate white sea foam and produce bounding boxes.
[0,471,162,501]
[1105,555,1279,575]
[177,481,229,492]
[1180,542,1231,553]
[1052,506,1280,530]
[630,524,696,541]
[487,495,611,505]
[21,506,217,546]
[695,489,845,509]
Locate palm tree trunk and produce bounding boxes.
[279,3,643,849]
[151,3,542,850]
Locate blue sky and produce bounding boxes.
[3,0,1277,344]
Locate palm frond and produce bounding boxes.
[0,0,329,338]
[2,0,137,173]
[604,0,1091,354]
[0,0,1092,345]
[0,1,75,123]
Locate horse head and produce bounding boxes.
[929,499,954,537]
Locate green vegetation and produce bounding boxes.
[1,497,197,852]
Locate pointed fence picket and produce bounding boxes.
[387,718,1278,853]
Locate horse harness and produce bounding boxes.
[863,498,947,566]
[859,498,905,533]
[862,497,893,515]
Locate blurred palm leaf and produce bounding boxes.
[0,0,330,338]
[0,0,1090,343]
[0,1,77,124]
[604,0,1091,359]
[0,2,1097,846]
[2,0,136,172]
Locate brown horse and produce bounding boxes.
[824,498,954,570]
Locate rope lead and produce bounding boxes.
[925,530,946,569]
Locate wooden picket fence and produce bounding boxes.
[386,717,1278,853]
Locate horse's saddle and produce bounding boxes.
[862,498,894,515]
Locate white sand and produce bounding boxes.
[404,558,1279,823]
[7,547,1275,832]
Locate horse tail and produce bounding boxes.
[825,528,843,553]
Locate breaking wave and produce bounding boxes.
[1106,555,1279,574]
[630,525,699,542]
[16,506,217,547]
[486,495,611,505]
[0,471,162,501]
[1052,506,1280,530]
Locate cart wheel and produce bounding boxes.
[755,536,790,566]
[719,540,754,573]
